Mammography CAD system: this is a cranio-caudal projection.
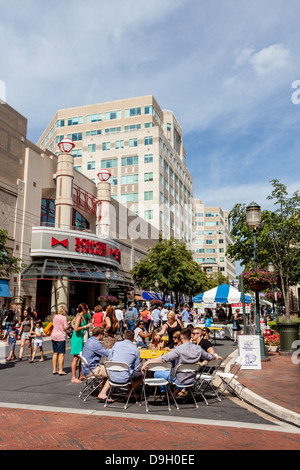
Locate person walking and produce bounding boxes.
[70,303,92,383]
[125,305,136,331]
[18,308,34,361]
[50,305,70,375]
[30,319,44,362]
[6,321,18,361]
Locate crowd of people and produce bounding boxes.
[1,300,224,404]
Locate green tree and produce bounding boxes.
[0,229,24,278]
[131,235,210,307]
[226,180,300,321]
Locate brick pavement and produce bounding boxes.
[0,407,299,451]
[237,351,300,415]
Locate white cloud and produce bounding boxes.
[250,44,292,76]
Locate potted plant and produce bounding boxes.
[98,295,118,306]
[265,333,280,352]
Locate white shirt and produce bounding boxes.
[115,308,124,322]
[161,308,169,321]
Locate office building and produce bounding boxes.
[193,199,236,281]
[37,95,194,244]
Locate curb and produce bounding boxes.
[224,350,300,428]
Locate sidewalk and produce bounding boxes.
[228,349,300,427]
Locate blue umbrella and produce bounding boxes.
[164,302,174,307]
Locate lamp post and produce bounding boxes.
[268,262,278,324]
[246,201,269,360]
[105,268,112,297]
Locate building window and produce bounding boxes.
[40,199,55,227]
[101,158,118,169]
[87,161,95,170]
[72,210,90,230]
[68,116,83,126]
[145,105,154,115]
[86,130,102,136]
[105,110,121,120]
[125,107,141,117]
[121,174,138,184]
[144,136,153,145]
[102,142,111,151]
[144,154,153,164]
[121,193,139,203]
[88,144,96,153]
[129,138,138,147]
[71,149,82,158]
[144,210,153,220]
[115,140,124,149]
[67,132,82,142]
[144,191,153,201]
[125,124,141,132]
[74,165,82,172]
[145,172,153,182]
[87,113,102,123]
[105,127,121,135]
[122,156,138,166]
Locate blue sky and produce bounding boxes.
[0,0,299,212]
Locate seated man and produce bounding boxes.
[142,328,215,392]
[81,327,110,378]
[99,330,143,401]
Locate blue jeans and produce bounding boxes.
[154,370,173,393]
[126,320,135,331]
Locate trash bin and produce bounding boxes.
[278,323,300,355]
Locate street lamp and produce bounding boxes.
[268,262,278,324]
[58,138,75,154]
[246,201,268,360]
[105,268,112,296]
[97,169,112,182]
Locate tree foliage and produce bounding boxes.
[131,234,210,307]
[226,180,300,320]
[0,229,24,278]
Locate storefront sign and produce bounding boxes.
[238,335,261,370]
[31,227,121,267]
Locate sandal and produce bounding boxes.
[71,378,83,384]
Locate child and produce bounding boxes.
[30,320,44,362]
[6,321,18,361]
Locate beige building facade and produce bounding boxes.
[193,199,236,281]
[37,95,194,244]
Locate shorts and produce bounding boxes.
[34,339,43,348]
[88,364,107,378]
[52,340,66,354]
[21,332,31,340]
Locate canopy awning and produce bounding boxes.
[193,283,252,304]
[0,280,11,298]
[21,259,133,287]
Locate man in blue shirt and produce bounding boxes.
[81,327,110,377]
[181,306,190,323]
[98,330,143,402]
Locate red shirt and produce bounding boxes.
[93,311,104,327]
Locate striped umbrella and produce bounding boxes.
[192,283,252,304]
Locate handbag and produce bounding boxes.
[44,321,53,336]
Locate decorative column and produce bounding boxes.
[51,138,75,314]
[96,169,112,238]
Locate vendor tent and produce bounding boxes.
[193,283,252,304]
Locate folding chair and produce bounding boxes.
[171,363,200,409]
[215,356,245,399]
[103,361,138,410]
[78,352,104,402]
[193,358,223,405]
[139,362,176,412]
